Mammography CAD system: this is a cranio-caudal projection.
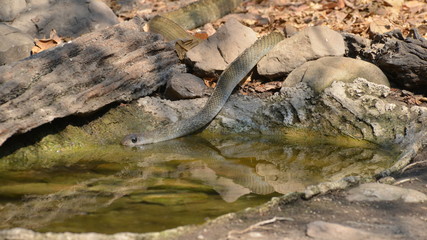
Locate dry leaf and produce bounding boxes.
[337,0,346,9]
[32,29,64,54]
[384,0,404,9]
[369,16,393,35]
[194,32,209,40]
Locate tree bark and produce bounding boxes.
[0,17,183,146]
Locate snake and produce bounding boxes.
[122,0,284,146]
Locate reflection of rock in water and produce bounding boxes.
[209,135,396,194]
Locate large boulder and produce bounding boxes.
[7,0,119,38]
[257,26,345,78]
[0,24,34,65]
[282,57,390,94]
[185,18,257,77]
[0,0,26,21]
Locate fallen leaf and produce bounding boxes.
[369,16,393,35]
[31,29,64,54]
[384,0,404,9]
[194,32,209,40]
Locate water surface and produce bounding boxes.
[0,134,397,234]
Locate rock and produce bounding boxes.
[283,24,298,37]
[282,57,390,94]
[0,0,26,21]
[307,221,392,240]
[164,73,207,100]
[185,18,257,77]
[8,0,119,38]
[347,183,427,203]
[0,24,34,65]
[257,26,345,78]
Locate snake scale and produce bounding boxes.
[122,0,284,146]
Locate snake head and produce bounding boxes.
[121,133,141,147]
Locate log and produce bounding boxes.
[0,17,183,147]
[375,30,427,93]
[343,30,427,93]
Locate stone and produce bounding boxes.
[0,24,34,65]
[281,57,390,94]
[307,221,392,240]
[0,0,26,21]
[9,0,119,38]
[185,18,257,77]
[257,26,345,78]
[164,73,207,100]
[347,183,427,203]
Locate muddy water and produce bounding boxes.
[0,134,398,234]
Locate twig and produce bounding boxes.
[401,160,427,173]
[227,216,294,239]
[393,177,419,186]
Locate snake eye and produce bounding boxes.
[131,136,138,143]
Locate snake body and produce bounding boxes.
[122,0,284,146]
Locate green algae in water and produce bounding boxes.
[0,134,398,234]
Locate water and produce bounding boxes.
[0,134,398,234]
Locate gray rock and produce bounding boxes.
[164,73,207,100]
[282,57,390,94]
[185,18,257,77]
[347,183,427,203]
[9,0,119,38]
[0,0,26,21]
[257,26,345,78]
[0,24,34,65]
[307,221,394,240]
